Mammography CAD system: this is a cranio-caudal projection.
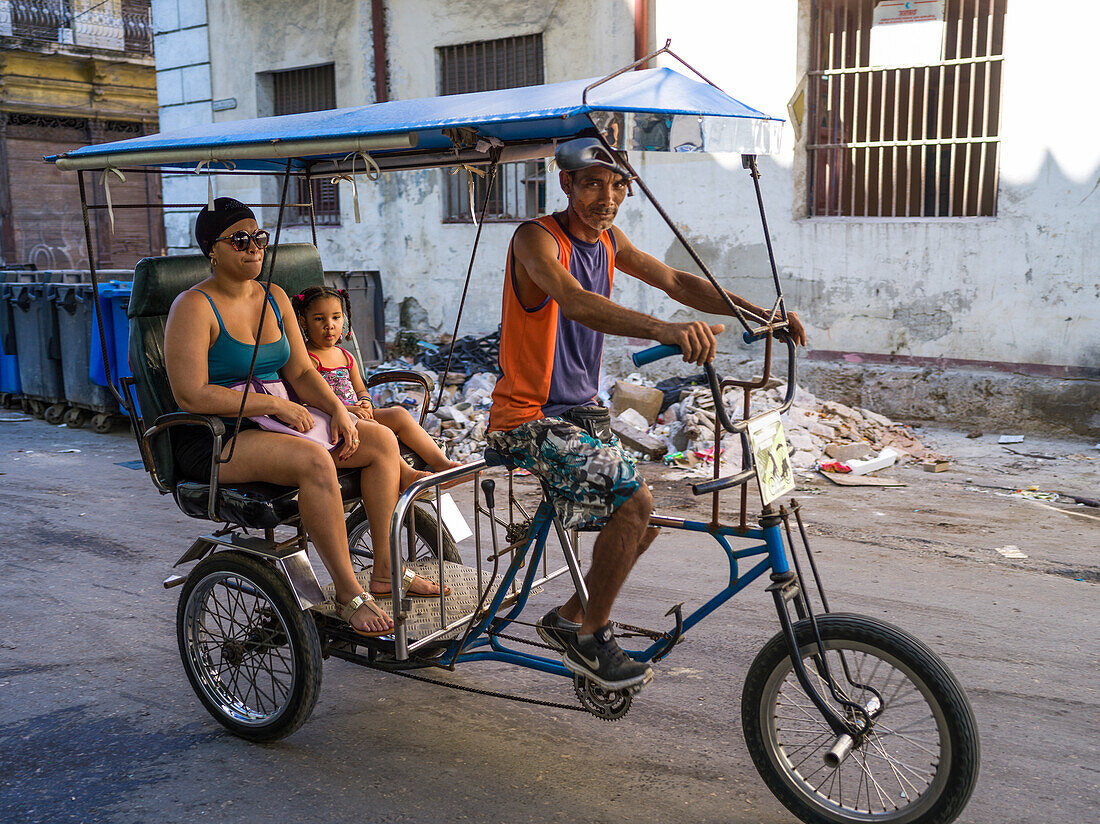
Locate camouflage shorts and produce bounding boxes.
[486,417,643,530]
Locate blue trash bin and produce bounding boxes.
[90,280,133,388]
[50,283,119,424]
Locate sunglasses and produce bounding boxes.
[214,229,270,252]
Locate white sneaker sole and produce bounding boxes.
[562,653,654,692]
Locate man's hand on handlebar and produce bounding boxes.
[784,311,807,347]
[659,321,726,365]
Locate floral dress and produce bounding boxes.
[309,347,358,405]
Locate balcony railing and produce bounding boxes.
[1,0,153,55]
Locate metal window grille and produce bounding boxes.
[272,64,340,225]
[438,34,546,222]
[807,0,1006,218]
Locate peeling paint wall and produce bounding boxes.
[155,0,1098,426]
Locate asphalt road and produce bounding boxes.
[1,417,1097,823]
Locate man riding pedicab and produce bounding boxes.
[487,138,807,692]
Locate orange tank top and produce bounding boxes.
[489,213,615,432]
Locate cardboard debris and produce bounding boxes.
[819,471,906,487]
[922,460,951,472]
[998,434,1025,444]
[611,381,664,425]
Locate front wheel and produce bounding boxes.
[742,614,979,824]
[177,550,322,741]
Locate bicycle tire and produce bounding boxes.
[177,550,322,741]
[742,613,979,824]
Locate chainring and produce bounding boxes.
[573,674,634,721]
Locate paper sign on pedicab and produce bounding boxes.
[746,410,795,506]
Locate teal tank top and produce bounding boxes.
[194,289,291,386]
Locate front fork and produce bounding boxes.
[764,502,882,750]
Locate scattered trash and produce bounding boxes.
[55,448,81,454]
[115,460,145,470]
[922,460,951,472]
[0,414,31,422]
[818,471,906,487]
[997,434,1025,444]
[614,407,650,431]
[824,442,872,462]
[1011,486,1059,502]
[417,330,500,377]
[966,430,983,439]
[818,461,851,473]
[845,447,900,476]
[995,545,1028,559]
[1002,447,1058,460]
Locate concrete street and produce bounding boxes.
[1,417,1097,823]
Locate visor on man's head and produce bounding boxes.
[555,138,632,181]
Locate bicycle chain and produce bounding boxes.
[362,657,586,712]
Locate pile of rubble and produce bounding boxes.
[367,363,943,472]
[607,375,943,474]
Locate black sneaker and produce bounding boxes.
[562,624,653,691]
[535,607,580,652]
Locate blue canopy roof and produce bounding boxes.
[49,67,783,172]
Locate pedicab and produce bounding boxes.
[50,45,979,824]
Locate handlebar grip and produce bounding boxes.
[742,330,767,344]
[480,478,496,509]
[632,344,682,367]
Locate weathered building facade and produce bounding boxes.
[151,0,1099,435]
[0,0,164,268]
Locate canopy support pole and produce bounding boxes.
[221,159,295,464]
[77,170,127,410]
[433,151,501,412]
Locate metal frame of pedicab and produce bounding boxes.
[50,44,979,824]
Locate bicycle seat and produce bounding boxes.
[482,447,515,469]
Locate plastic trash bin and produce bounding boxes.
[90,280,134,392]
[3,281,66,418]
[50,283,120,429]
[0,268,40,403]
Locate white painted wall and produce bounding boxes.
[153,0,1098,373]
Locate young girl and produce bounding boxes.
[292,286,460,476]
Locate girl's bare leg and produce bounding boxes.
[335,419,444,597]
[217,430,391,634]
[373,406,460,473]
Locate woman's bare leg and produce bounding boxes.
[217,430,391,633]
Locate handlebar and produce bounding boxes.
[631,335,797,434]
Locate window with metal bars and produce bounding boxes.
[438,34,546,222]
[271,64,340,225]
[807,0,1006,218]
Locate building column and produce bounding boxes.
[152,0,213,254]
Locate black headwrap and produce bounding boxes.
[195,197,256,257]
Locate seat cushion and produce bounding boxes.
[174,468,362,529]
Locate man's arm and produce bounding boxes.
[512,223,725,364]
[611,226,807,346]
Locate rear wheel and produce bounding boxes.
[177,551,322,741]
[346,503,461,573]
[742,614,979,824]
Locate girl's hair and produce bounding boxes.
[291,286,353,341]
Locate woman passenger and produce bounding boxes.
[164,198,444,636]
